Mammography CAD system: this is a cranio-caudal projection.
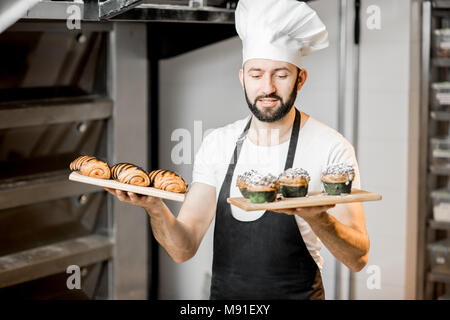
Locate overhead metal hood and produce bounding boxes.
[85,0,236,21]
[3,0,237,24]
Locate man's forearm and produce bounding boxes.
[145,201,196,263]
[302,211,369,272]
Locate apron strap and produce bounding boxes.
[233,115,252,164]
[224,115,252,178]
[284,108,301,170]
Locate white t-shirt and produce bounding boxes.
[192,114,361,271]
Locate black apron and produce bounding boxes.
[210,108,325,300]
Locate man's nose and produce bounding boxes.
[261,75,276,95]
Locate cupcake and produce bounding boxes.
[278,168,310,198]
[246,173,279,203]
[321,163,355,195]
[236,169,258,198]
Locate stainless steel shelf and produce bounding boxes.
[428,272,450,283]
[428,219,450,230]
[430,164,450,175]
[0,97,113,130]
[432,0,450,9]
[422,1,450,300]
[0,234,113,288]
[98,0,144,20]
[431,57,450,67]
[108,3,235,23]
[0,171,102,211]
[431,110,450,121]
[19,0,235,23]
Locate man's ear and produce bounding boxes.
[239,68,244,89]
[297,68,308,91]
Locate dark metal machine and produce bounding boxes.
[0,0,237,300]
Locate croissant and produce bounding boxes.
[148,169,187,193]
[70,155,111,179]
[111,163,150,187]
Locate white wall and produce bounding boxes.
[353,0,416,299]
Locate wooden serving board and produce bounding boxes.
[69,172,186,202]
[227,188,381,211]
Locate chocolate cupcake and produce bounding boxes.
[321,163,355,195]
[236,169,258,198]
[246,173,279,203]
[278,168,310,198]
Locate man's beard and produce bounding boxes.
[244,77,299,123]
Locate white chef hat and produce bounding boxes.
[235,0,329,69]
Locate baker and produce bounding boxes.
[105,0,369,300]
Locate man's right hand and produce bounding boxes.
[103,187,162,211]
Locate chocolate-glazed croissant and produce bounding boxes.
[70,155,111,179]
[148,169,187,193]
[111,163,150,187]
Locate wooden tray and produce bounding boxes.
[69,172,186,202]
[227,188,381,211]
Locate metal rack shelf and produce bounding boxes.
[433,0,450,10]
[429,219,450,230]
[0,97,113,130]
[431,57,450,67]
[430,164,450,175]
[0,170,102,211]
[420,1,450,300]
[18,0,235,23]
[108,3,235,23]
[430,163,450,176]
[0,234,113,288]
[431,110,450,121]
[428,272,450,284]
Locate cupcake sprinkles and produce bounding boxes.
[248,172,279,188]
[321,163,355,195]
[279,168,311,183]
[236,169,259,198]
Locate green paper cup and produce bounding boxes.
[322,181,352,195]
[280,184,308,198]
[248,190,277,203]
